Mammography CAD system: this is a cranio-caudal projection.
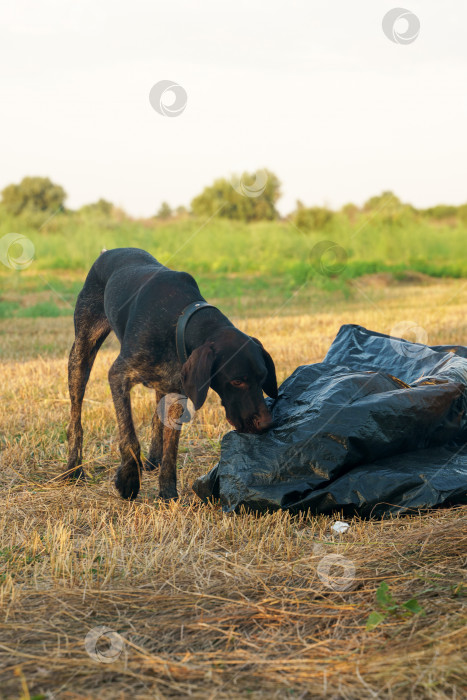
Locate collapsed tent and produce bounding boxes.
[193,325,467,517]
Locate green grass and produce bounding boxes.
[2,209,467,276]
[1,209,467,317]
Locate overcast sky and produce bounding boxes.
[1,0,466,216]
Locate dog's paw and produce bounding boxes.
[115,467,140,500]
[61,464,86,482]
[158,488,178,502]
[143,457,160,472]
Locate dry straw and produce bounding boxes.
[1,281,466,698]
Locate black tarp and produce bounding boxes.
[193,325,467,517]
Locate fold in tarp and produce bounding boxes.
[193,325,467,517]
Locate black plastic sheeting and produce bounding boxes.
[193,325,467,517]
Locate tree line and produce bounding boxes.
[1,174,467,229]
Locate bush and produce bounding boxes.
[156,202,172,219]
[458,204,467,225]
[80,199,114,217]
[420,204,459,220]
[341,203,360,224]
[1,176,66,216]
[293,204,334,232]
[191,169,281,222]
[363,191,401,212]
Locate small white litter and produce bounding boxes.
[331,521,350,534]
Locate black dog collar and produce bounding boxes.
[176,301,216,364]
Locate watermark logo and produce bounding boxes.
[0,233,35,270]
[314,544,356,591]
[84,626,125,664]
[149,80,187,117]
[310,240,348,277]
[382,8,420,44]
[390,320,429,358]
[231,170,268,198]
[156,393,195,430]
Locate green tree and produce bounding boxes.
[1,176,66,216]
[420,204,458,220]
[363,191,401,212]
[80,198,114,216]
[191,169,281,222]
[458,204,467,225]
[341,202,359,224]
[362,192,417,228]
[293,204,334,232]
[156,202,172,219]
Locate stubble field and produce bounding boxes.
[0,278,466,699]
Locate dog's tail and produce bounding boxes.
[100,247,108,255]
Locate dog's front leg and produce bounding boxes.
[109,356,142,500]
[159,426,181,500]
[158,401,183,500]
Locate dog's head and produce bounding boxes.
[181,329,277,433]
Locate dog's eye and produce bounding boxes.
[231,379,247,388]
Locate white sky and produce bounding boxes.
[1,0,466,217]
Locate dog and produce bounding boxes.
[65,248,278,500]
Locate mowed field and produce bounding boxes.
[1,278,466,699]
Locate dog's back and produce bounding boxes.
[79,248,202,342]
[93,247,166,285]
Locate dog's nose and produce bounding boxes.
[253,412,273,432]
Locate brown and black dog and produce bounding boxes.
[65,248,277,500]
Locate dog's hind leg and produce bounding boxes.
[109,356,143,499]
[65,284,111,480]
[144,390,164,472]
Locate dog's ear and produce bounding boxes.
[250,336,278,399]
[181,343,215,410]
